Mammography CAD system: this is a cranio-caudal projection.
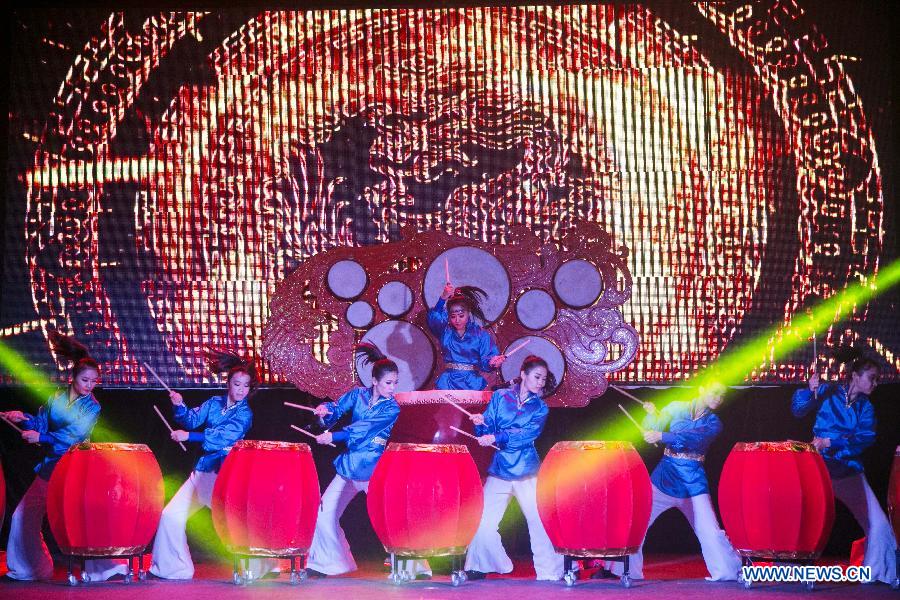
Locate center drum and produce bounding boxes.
[536,441,652,556]
[211,440,319,556]
[367,443,483,557]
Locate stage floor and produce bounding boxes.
[0,553,894,599]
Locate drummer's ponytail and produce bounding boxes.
[447,286,488,325]
[832,346,880,379]
[355,343,398,381]
[204,347,260,389]
[49,330,99,379]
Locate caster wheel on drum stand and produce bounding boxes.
[232,572,244,586]
[740,576,752,589]
[290,569,307,585]
[388,572,403,585]
[138,570,147,582]
[451,572,461,587]
[620,574,632,588]
[67,573,78,587]
[804,581,816,591]
[80,571,90,584]
[563,571,576,587]
[243,569,253,585]
[123,571,133,584]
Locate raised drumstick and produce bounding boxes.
[441,395,474,417]
[449,425,501,450]
[284,401,317,413]
[504,339,530,358]
[444,257,452,285]
[1,415,24,434]
[617,404,658,447]
[290,424,336,447]
[152,405,188,452]
[611,384,645,407]
[143,361,173,393]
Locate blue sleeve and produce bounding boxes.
[331,402,400,449]
[477,330,500,372]
[495,402,548,449]
[474,392,500,437]
[791,385,826,417]
[322,389,356,428]
[660,415,722,452]
[23,404,49,433]
[829,402,876,456]
[642,404,673,431]
[173,399,212,431]
[37,402,100,451]
[196,406,252,452]
[427,298,448,337]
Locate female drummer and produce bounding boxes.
[150,349,274,580]
[463,355,564,581]
[1,332,126,581]
[792,349,896,584]
[427,284,504,390]
[611,381,740,581]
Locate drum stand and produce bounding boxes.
[65,552,148,586]
[231,553,309,585]
[387,552,469,587]
[563,554,632,588]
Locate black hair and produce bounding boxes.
[447,286,488,325]
[49,330,99,380]
[204,347,259,389]
[516,354,557,397]
[355,342,399,382]
[832,346,880,379]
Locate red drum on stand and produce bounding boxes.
[212,440,319,555]
[537,441,652,556]
[718,441,834,559]
[367,443,483,556]
[47,443,163,556]
[889,446,899,541]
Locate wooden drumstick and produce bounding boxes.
[449,425,500,450]
[611,385,645,407]
[290,424,337,447]
[1,415,24,435]
[617,404,657,447]
[143,361,173,393]
[504,339,530,358]
[444,257,452,286]
[152,405,188,452]
[441,395,474,418]
[284,401,317,413]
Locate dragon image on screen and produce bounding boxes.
[2,2,895,387]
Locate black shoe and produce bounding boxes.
[415,573,432,580]
[304,568,328,578]
[465,570,487,580]
[590,568,614,580]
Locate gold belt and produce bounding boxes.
[445,362,477,371]
[664,448,705,462]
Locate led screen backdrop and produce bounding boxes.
[2,3,896,386]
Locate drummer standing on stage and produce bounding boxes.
[792,349,897,584]
[306,344,428,578]
[612,381,741,581]
[1,332,127,582]
[150,349,274,580]
[428,284,504,390]
[464,355,564,581]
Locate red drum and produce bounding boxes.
[212,440,319,556]
[889,446,899,541]
[367,443,483,556]
[47,443,164,556]
[537,441,652,556]
[718,441,834,559]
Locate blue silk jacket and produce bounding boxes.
[24,391,100,480]
[475,386,548,480]
[427,298,500,390]
[322,386,400,481]
[175,395,252,473]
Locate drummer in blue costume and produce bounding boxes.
[608,381,740,581]
[150,349,274,580]
[463,355,564,581]
[791,348,896,585]
[2,332,126,582]
[428,284,504,390]
[306,344,428,578]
